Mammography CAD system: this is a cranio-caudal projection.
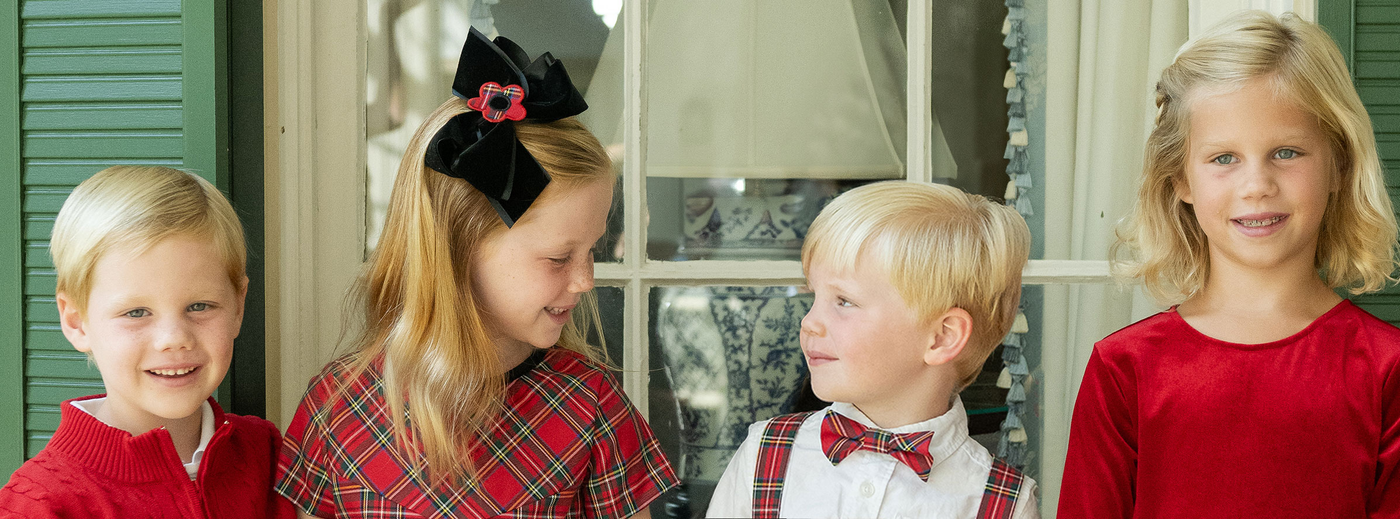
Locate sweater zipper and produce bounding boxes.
[193,419,233,518]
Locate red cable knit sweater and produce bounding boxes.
[0,395,295,519]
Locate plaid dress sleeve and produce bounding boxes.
[275,374,342,518]
[578,370,679,519]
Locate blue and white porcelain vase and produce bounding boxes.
[656,286,813,483]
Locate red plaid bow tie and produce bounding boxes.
[820,411,937,481]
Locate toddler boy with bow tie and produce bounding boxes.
[706,182,1039,519]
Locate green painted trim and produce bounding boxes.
[180,0,229,191]
[227,0,265,417]
[1317,0,1356,75]
[0,0,27,474]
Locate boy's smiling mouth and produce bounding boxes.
[146,365,199,378]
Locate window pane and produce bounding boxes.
[640,0,908,261]
[590,286,624,371]
[647,285,812,516]
[364,0,624,260]
[931,0,1017,202]
[647,178,879,261]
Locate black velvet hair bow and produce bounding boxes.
[424,27,589,227]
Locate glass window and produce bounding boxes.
[356,1,1131,517]
[364,0,622,256]
[638,1,907,261]
[647,285,811,514]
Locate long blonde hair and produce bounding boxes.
[1116,11,1398,304]
[341,97,613,482]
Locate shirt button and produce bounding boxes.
[860,481,875,497]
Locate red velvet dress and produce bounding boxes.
[1059,301,1400,518]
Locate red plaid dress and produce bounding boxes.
[276,348,678,519]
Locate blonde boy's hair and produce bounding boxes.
[802,181,1030,390]
[343,97,613,482]
[1117,11,1398,303]
[51,166,248,316]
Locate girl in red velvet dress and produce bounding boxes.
[275,28,676,518]
[1059,11,1400,519]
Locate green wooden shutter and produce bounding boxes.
[1322,1,1400,323]
[0,0,227,475]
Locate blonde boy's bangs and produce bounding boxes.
[802,202,887,281]
[51,166,248,316]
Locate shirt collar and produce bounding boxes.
[827,395,970,470]
[187,401,215,478]
[71,398,214,478]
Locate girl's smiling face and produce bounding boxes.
[1179,76,1336,277]
[471,178,613,363]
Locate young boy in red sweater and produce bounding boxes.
[0,166,294,518]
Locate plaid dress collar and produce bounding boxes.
[298,347,671,518]
[825,396,971,473]
[505,348,546,382]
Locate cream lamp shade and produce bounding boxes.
[581,0,958,179]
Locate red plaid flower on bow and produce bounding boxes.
[467,82,526,123]
[820,410,937,481]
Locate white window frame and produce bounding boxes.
[262,0,1117,425]
[594,0,1113,416]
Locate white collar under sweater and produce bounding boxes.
[71,396,214,480]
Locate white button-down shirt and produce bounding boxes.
[706,397,1039,518]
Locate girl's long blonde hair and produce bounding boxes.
[1116,11,1399,304]
[340,97,613,483]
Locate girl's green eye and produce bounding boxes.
[125,309,149,318]
[1212,154,1236,165]
[188,302,208,312]
[1276,149,1297,159]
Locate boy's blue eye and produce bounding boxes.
[188,302,208,312]
[1212,154,1236,165]
[124,309,149,318]
[1275,149,1297,159]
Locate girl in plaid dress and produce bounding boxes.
[276,28,678,518]
[1060,12,1400,517]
